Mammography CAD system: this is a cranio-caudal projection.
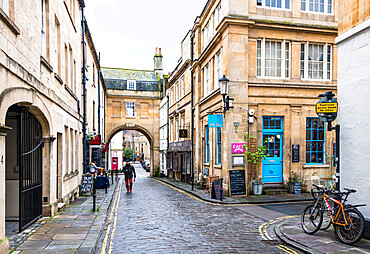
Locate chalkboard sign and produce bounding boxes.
[229,170,246,196]
[81,174,93,193]
[211,179,224,200]
[292,145,299,162]
[294,182,302,194]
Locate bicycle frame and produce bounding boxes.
[323,193,350,226]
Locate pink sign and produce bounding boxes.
[232,143,246,154]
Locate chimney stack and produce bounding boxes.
[154,47,163,76]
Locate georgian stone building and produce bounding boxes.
[0,0,105,251]
[190,0,338,194]
[167,32,193,182]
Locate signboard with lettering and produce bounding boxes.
[229,169,247,196]
[81,174,93,193]
[211,179,224,200]
[102,143,109,152]
[316,102,338,113]
[294,182,302,194]
[208,114,223,128]
[203,167,209,176]
[292,145,299,162]
[232,143,246,154]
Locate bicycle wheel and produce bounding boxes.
[335,208,365,244]
[301,204,323,234]
[320,209,332,230]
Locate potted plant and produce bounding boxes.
[252,176,263,195]
[289,171,302,194]
[243,134,268,195]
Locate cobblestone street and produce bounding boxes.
[97,164,299,254]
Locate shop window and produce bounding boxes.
[263,117,282,130]
[205,125,209,163]
[306,117,325,164]
[216,127,221,165]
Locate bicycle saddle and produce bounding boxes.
[344,188,356,193]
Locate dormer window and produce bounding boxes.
[127,80,136,90]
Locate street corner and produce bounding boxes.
[274,216,370,254]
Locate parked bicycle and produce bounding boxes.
[301,184,366,244]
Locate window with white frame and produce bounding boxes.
[204,21,211,46]
[214,49,222,89]
[170,88,173,104]
[127,80,136,90]
[180,115,185,140]
[1,0,9,15]
[300,42,332,80]
[257,0,290,9]
[257,39,290,78]
[301,0,332,14]
[203,64,210,96]
[126,102,135,117]
[41,0,47,57]
[181,77,185,97]
[170,120,173,142]
[214,4,222,28]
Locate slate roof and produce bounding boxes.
[101,67,159,82]
[101,67,161,92]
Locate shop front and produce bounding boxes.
[167,140,191,182]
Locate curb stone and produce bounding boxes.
[155,177,313,205]
[90,177,121,253]
[274,220,325,254]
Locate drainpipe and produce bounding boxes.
[190,36,194,191]
[81,4,87,174]
[98,52,101,137]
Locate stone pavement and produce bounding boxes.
[156,177,314,205]
[96,165,298,253]
[274,216,370,253]
[10,176,119,254]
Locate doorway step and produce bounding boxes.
[263,183,288,195]
[57,203,66,211]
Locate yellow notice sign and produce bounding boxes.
[316,102,338,113]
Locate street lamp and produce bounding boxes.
[219,74,234,115]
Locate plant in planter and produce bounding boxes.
[243,134,268,195]
[288,171,302,194]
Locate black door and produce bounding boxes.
[19,108,43,231]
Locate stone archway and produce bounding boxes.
[107,123,159,177]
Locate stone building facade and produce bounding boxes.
[102,50,164,175]
[336,0,370,238]
[0,0,105,251]
[167,32,193,182]
[190,0,338,194]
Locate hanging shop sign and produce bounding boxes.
[179,129,188,138]
[208,114,223,128]
[91,135,101,145]
[102,143,109,152]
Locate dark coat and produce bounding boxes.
[123,164,136,179]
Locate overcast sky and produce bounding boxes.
[85,0,208,73]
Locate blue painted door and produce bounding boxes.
[262,117,283,183]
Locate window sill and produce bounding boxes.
[64,84,78,101]
[139,117,150,119]
[256,6,291,11]
[303,164,330,168]
[55,73,64,85]
[126,116,136,119]
[111,116,122,118]
[0,8,20,35]
[204,163,210,167]
[214,164,222,169]
[40,56,53,73]
[63,171,79,181]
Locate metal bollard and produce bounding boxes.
[111,170,114,185]
[220,178,223,202]
[93,176,97,212]
[105,174,108,194]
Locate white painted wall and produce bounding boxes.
[337,20,370,219]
